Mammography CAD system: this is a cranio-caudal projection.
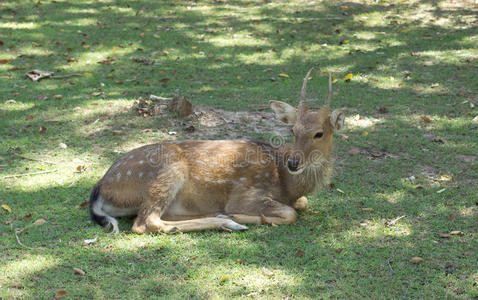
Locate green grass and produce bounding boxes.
[1,0,478,298]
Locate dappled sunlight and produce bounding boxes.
[63,8,101,15]
[376,190,407,204]
[63,47,137,71]
[208,33,271,48]
[340,220,413,244]
[0,22,38,29]
[2,254,58,282]
[345,114,381,129]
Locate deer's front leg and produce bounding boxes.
[225,195,297,225]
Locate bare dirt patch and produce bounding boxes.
[132,96,290,140]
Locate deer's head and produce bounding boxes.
[270,68,345,174]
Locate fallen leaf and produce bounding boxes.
[59,143,67,149]
[449,214,456,221]
[410,257,423,264]
[53,95,63,100]
[449,230,464,235]
[5,219,15,225]
[159,78,170,82]
[424,133,444,143]
[54,289,67,299]
[236,259,243,264]
[111,130,122,135]
[437,188,446,194]
[83,72,93,78]
[33,218,46,226]
[431,83,439,88]
[132,57,154,65]
[103,245,114,252]
[262,269,275,277]
[39,126,47,133]
[296,250,305,257]
[1,204,12,213]
[336,188,345,194]
[411,52,420,56]
[439,233,451,238]
[421,116,431,123]
[76,165,87,172]
[37,94,48,100]
[347,147,361,156]
[219,275,229,283]
[278,73,289,78]
[84,237,98,244]
[423,61,435,66]
[79,201,89,208]
[25,115,34,120]
[439,174,452,182]
[344,73,353,81]
[363,130,368,136]
[73,268,85,275]
[0,59,9,64]
[335,248,344,254]
[377,105,388,113]
[24,213,32,220]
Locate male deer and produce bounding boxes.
[89,69,345,233]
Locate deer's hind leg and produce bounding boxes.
[225,188,297,225]
[132,163,186,234]
[132,163,248,234]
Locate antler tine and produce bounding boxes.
[325,72,332,106]
[300,68,314,103]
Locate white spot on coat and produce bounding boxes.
[138,172,143,178]
[116,173,121,182]
[126,170,132,176]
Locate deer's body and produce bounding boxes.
[89,69,344,233]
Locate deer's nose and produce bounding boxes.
[287,157,300,172]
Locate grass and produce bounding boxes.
[1,0,478,298]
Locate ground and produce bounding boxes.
[1,0,478,299]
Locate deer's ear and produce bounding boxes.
[330,109,345,130]
[269,101,297,125]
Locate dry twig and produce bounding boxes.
[13,153,56,165]
[3,169,58,179]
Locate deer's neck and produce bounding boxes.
[277,148,333,204]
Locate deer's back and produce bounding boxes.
[98,140,283,209]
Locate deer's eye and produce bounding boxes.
[314,132,323,139]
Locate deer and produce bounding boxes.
[89,68,345,234]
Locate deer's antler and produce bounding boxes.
[325,73,332,107]
[299,68,314,117]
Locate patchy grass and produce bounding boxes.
[1,0,478,298]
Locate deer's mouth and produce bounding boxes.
[287,166,305,175]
